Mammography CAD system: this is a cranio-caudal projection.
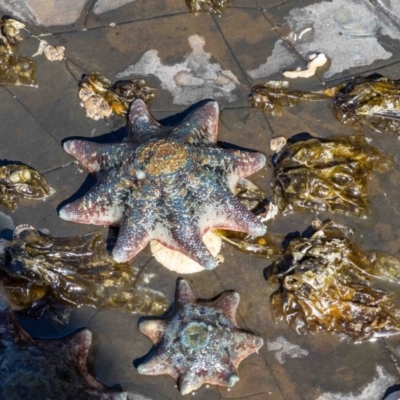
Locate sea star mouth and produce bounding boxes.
[59,99,266,272]
[181,321,210,349]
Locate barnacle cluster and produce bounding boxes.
[0,227,168,322]
[186,0,230,14]
[272,135,392,217]
[269,220,400,341]
[0,17,36,87]
[78,71,156,120]
[0,164,55,211]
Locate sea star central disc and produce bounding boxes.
[59,99,266,270]
[136,139,190,177]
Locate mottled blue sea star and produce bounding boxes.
[59,99,266,270]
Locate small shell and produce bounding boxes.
[283,53,328,79]
[150,231,222,274]
[78,87,95,102]
[13,224,35,238]
[4,19,25,31]
[43,44,65,61]
[82,95,112,120]
[270,137,287,153]
[311,218,323,230]
[8,168,31,183]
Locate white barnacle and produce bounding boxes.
[136,169,146,180]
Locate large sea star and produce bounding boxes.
[0,285,126,400]
[59,99,266,270]
[137,278,264,395]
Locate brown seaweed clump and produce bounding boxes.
[0,164,55,211]
[250,76,400,137]
[249,81,326,117]
[268,220,400,341]
[186,0,230,14]
[215,229,282,258]
[272,135,392,217]
[78,71,156,120]
[215,179,282,258]
[0,226,168,322]
[331,75,400,136]
[0,17,36,87]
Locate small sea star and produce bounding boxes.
[137,278,264,395]
[59,99,266,270]
[0,286,126,400]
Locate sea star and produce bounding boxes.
[59,99,266,270]
[0,286,126,400]
[137,278,264,395]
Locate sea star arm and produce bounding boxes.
[215,291,240,326]
[167,223,218,270]
[178,373,208,396]
[197,147,266,191]
[174,100,220,144]
[161,203,219,269]
[179,366,240,396]
[138,319,168,344]
[111,217,152,263]
[228,331,264,368]
[136,349,178,378]
[0,287,128,399]
[59,174,125,225]
[63,140,130,173]
[176,278,197,305]
[199,189,266,237]
[127,99,163,142]
[229,150,266,180]
[58,329,107,390]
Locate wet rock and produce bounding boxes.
[248,0,400,79]
[117,35,239,105]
